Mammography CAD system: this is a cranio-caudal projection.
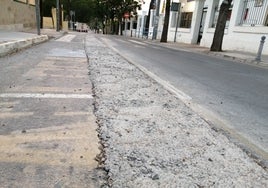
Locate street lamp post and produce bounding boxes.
[174,3,182,42]
[35,0,41,35]
[56,0,60,31]
[152,0,160,40]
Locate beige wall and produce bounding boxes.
[43,17,54,29]
[0,0,36,30]
[51,8,68,31]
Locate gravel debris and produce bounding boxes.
[86,35,268,187]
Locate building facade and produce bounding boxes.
[0,0,36,31]
[201,0,268,54]
[128,0,268,55]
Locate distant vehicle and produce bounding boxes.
[75,22,89,32]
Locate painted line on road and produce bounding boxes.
[56,34,76,42]
[128,40,148,46]
[0,93,93,99]
[0,112,34,118]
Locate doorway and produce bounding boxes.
[197,7,207,44]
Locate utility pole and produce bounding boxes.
[152,0,160,40]
[56,0,60,31]
[35,0,41,35]
[174,3,181,42]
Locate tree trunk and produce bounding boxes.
[210,0,232,51]
[160,0,170,43]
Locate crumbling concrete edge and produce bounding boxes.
[85,46,111,187]
[0,35,48,57]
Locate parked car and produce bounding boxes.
[75,22,89,32]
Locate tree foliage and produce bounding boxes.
[96,0,140,34]
[42,0,95,23]
[42,0,140,34]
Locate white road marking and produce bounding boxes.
[115,39,128,43]
[0,112,34,118]
[48,48,86,58]
[0,93,93,99]
[128,40,148,46]
[56,34,76,42]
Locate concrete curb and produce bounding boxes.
[207,51,268,69]
[141,39,268,69]
[0,35,48,57]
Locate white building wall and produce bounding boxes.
[200,0,268,55]
[166,0,196,43]
[155,0,205,44]
[200,0,220,48]
[134,0,268,55]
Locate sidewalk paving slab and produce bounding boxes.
[0,29,68,58]
[0,31,48,57]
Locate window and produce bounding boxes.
[180,12,193,28]
[211,5,219,28]
[211,2,233,28]
[240,0,268,26]
[133,22,137,29]
[138,17,142,28]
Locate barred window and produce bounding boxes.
[180,12,192,28]
[240,0,268,26]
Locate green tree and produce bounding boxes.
[42,0,95,23]
[95,0,140,35]
[42,0,139,33]
[210,0,232,51]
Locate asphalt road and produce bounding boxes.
[99,35,268,158]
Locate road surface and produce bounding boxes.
[99,35,268,159]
